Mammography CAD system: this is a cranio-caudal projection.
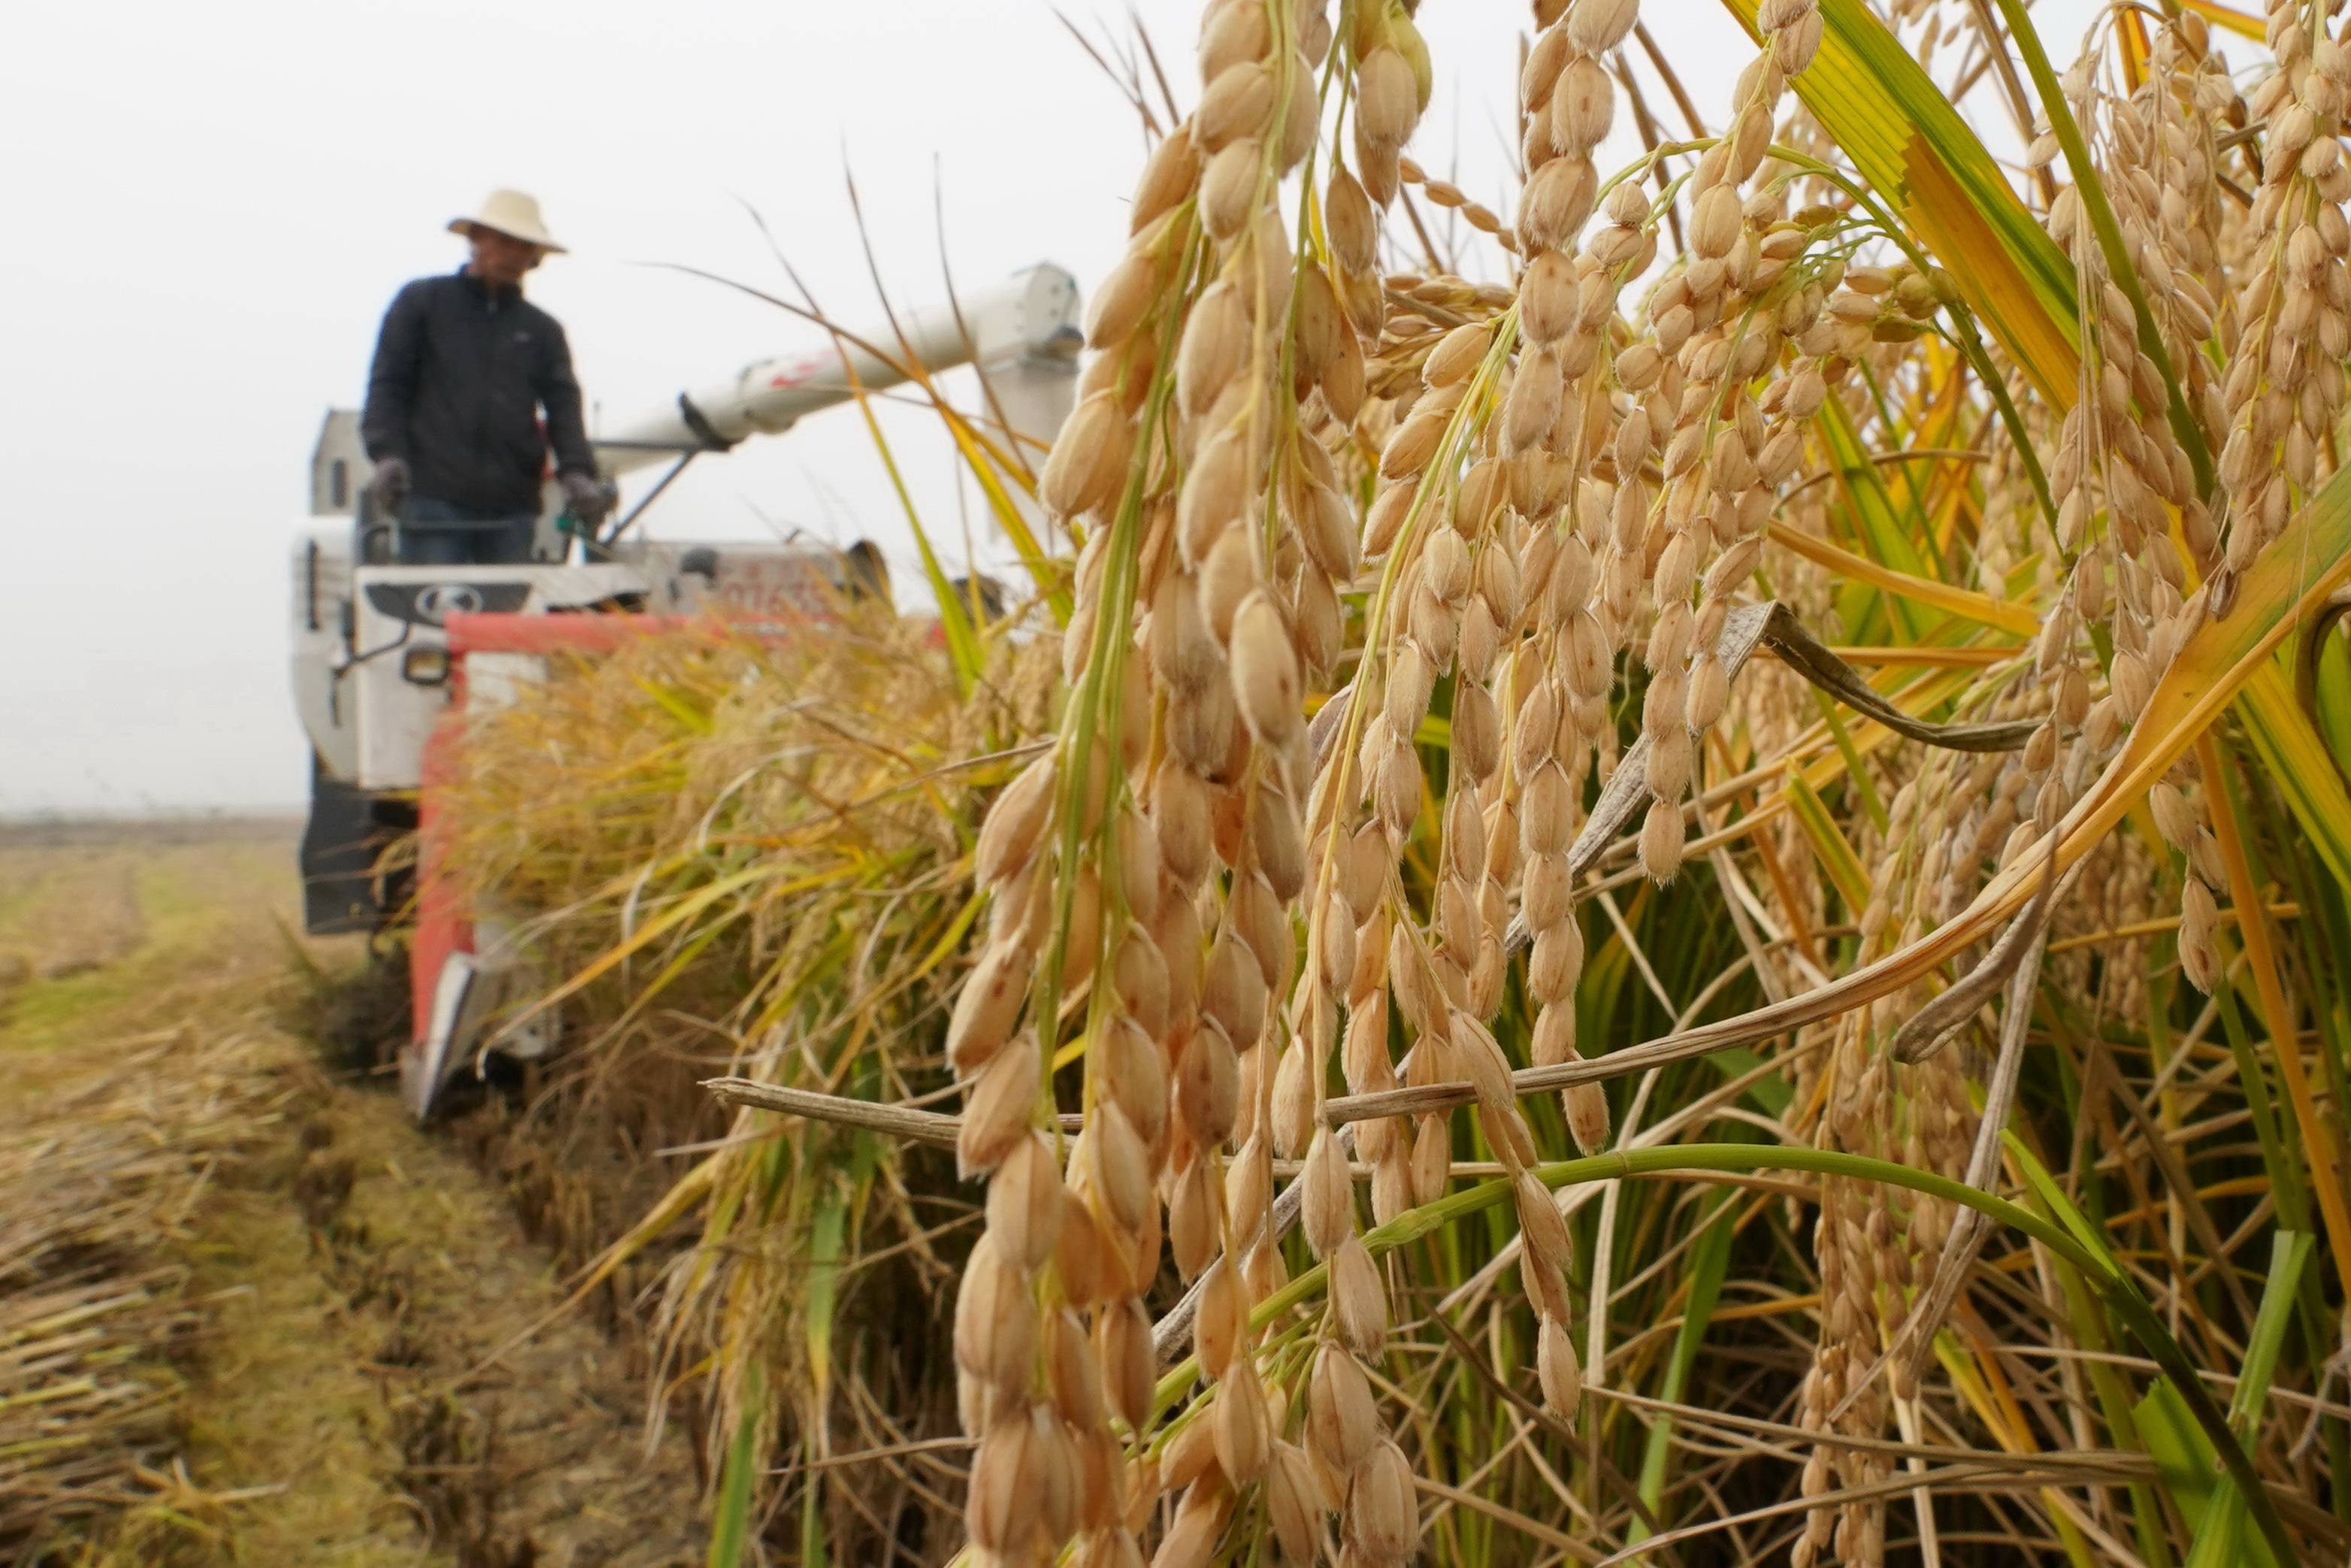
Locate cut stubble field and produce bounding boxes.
[0,821,702,1567]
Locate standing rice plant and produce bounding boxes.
[441,595,1057,1560]
[924,2,2351,1564]
[437,2,2351,1561]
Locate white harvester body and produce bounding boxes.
[601,265,1079,475]
[289,263,1081,1116]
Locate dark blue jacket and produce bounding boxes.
[362,268,595,516]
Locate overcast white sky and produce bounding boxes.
[4,0,2117,816]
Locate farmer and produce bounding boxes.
[361,189,610,565]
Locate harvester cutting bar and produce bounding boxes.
[410,611,720,1043]
[403,610,824,1117]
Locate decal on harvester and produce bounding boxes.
[416,584,486,622]
[363,581,532,627]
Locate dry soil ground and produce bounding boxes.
[1,819,704,1566]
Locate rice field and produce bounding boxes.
[21,2,2351,1565]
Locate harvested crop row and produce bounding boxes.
[1,1029,273,1554]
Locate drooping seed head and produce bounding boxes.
[948,935,1030,1077]
[1196,62,1276,153]
[1195,1253,1249,1379]
[1346,1439,1420,1562]
[1266,1441,1325,1563]
[967,1402,1040,1552]
[1097,1296,1157,1430]
[1568,0,1642,56]
[1212,1356,1273,1485]
[1308,1339,1379,1476]
[959,1031,1044,1176]
[1357,47,1419,149]
[954,1233,1038,1395]
[1230,592,1305,745]
[1130,123,1199,235]
[988,1131,1065,1271]
[1300,1128,1356,1256]
[1329,1234,1389,1358]
[1536,1313,1584,1418]
[1565,1079,1611,1155]
[1042,392,1134,518]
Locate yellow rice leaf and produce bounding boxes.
[1659,465,2351,1064]
[2236,666,2351,891]
[2201,736,2351,1318]
[1950,498,2351,935]
[1766,522,2039,637]
[1897,144,2079,409]
[1829,645,2012,668]
[2119,11,2151,92]
[1781,773,1871,913]
[936,404,1071,626]
[2177,0,2268,41]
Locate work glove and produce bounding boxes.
[366,456,410,515]
[559,471,614,529]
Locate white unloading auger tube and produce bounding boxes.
[593,262,1083,478]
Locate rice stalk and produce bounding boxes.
[441,598,1056,1560]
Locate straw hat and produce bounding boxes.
[448,189,565,253]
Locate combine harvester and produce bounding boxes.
[289,264,1082,1116]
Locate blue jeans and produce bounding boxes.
[398,497,541,565]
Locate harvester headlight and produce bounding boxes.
[401,646,451,686]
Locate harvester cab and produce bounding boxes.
[290,262,1082,1117]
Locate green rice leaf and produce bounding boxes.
[1717,0,2079,402]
